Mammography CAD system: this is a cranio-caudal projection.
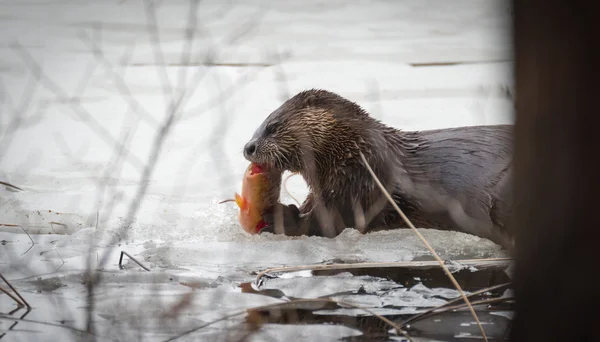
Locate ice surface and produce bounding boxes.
[1,0,514,340]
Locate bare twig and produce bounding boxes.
[176,0,200,91]
[118,251,151,272]
[0,181,24,192]
[0,273,31,308]
[406,296,515,325]
[76,30,159,128]
[400,282,512,327]
[0,64,40,158]
[92,0,263,271]
[358,150,489,342]
[11,43,147,170]
[143,0,174,100]
[207,69,236,201]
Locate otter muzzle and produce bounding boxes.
[243,140,257,159]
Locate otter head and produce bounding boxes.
[243,89,371,175]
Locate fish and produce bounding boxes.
[220,162,282,234]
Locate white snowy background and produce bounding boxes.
[0,0,514,341]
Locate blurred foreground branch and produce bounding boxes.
[510,0,600,341]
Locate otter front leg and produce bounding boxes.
[261,193,314,236]
[261,203,303,236]
[262,194,345,237]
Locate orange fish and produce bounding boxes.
[220,163,281,234]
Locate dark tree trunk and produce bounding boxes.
[511,0,600,341]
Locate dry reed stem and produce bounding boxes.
[0,181,24,192]
[0,285,25,307]
[358,151,489,342]
[0,273,31,309]
[442,296,515,312]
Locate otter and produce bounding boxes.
[243,89,513,247]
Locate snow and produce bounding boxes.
[1,0,513,340]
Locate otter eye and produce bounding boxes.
[265,122,279,135]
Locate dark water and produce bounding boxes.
[240,261,514,341]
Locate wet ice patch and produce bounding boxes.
[260,273,401,299]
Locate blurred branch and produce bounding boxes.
[143,0,174,101]
[0,63,40,162]
[176,0,200,91]
[77,29,160,129]
[11,43,147,171]
[510,0,599,341]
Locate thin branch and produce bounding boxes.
[0,181,24,192]
[408,296,515,324]
[358,150,489,342]
[0,67,40,159]
[11,43,146,171]
[143,0,173,101]
[92,2,227,271]
[176,0,200,91]
[400,282,512,327]
[118,251,151,271]
[76,29,159,129]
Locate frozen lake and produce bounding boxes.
[1,0,514,341]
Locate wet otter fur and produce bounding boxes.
[243,89,513,247]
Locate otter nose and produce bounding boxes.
[244,140,256,157]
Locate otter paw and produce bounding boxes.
[262,203,301,235]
